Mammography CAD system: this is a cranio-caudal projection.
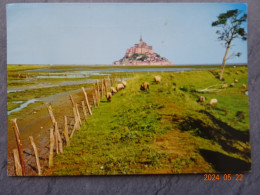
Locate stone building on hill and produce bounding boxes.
[114,36,173,66]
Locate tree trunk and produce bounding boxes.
[219,44,230,80]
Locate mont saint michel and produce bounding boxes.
[114,37,173,66]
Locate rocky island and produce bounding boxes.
[114,37,173,66]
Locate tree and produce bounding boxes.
[212,9,247,80]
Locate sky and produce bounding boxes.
[7,3,247,65]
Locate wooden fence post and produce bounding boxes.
[75,103,82,126]
[104,79,107,94]
[11,119,26,176]
[94,88,99,106]
[70,120,79,138]
[81,101,88,121]
[82,87,92,115]
[72,106,79,127]
[93,93,97,108]
[49,128,54,168]
[29,136,42,176]
[96,80,100,103]
[54,122,63,154]
[69,95,75,108]
[101,80,104,99]
[47,105,56,125]
[13,149,22,176]
[63,116,70,146]
[54,125,59,155]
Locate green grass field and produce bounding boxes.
[45,66,250,175]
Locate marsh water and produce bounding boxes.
[8,66,217,115]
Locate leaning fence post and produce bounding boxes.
[75,103,82,126]
[13,149,22,176]
[55,122,63,154]
[49,128,54,168]
[70,120,79,138]
[47,105,56,125]
[72,106,79,127]
[82,87,92,115]
[69,94,76,108]
[70,94,80,125]
[11,119,26,176]
[29,136,42,176]
[63,116,70,146]
[81,101,88,121]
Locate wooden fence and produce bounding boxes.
[10,76,117,176]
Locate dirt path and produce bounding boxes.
[7,87,94,176]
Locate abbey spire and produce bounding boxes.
[140,35,143,42]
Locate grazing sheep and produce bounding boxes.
[140,82,150,91]
[106,92,112,102]
[242,84,247,89]
[122,81,127,87]
[154,76,161,83]
[230,83,235,87]
[221,84,228,89]
[235,71,239,75]
[116,83,125,91]
[197,96,206,103]
[234,79,238,83]
[110,87,117,94]
[233,66,236,68]
[210,99,218,105]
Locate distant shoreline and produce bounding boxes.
[7,63,248,66]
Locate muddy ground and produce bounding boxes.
[7,87,95,176]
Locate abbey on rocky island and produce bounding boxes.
[113,36,173,66]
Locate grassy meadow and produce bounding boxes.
[42,65,250,175]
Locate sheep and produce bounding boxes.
[221,84,228,89]
[210,99,218,105]
[122,81,127,87]
[110,87,117,94]
[116,83,125,91]
[197,96,206,103]
[242,84,247,89]
[140,82,150,91]
[106,92,112,102]
[154,76,161,83]
[230,83,235,87]
[234,79,238,83]
[235,71,239,75]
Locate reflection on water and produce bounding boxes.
[85,67,215,72]
[33,67,215,79]
[8,99,38,115]
[7,89,24,93]
[37,72,109,79]
[8,79,99,93]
